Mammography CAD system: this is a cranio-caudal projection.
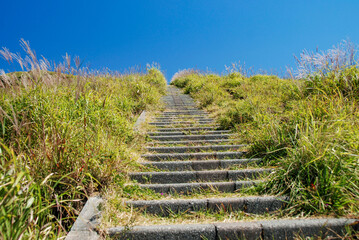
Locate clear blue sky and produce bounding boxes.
[1,0,359,80]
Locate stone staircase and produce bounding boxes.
[107,86,358,239]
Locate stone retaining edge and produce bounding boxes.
[133,110,147,131]
[65,196,103,240]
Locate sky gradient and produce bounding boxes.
[1,1,359,80]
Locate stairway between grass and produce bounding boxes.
[107,86,358,239]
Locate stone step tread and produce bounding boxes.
[155,114,210,117]
[160,113,208,115]
[161,104,201,106]
[163,102,195,104]
[161,111,206,114]
[162,109,205,111]
[149,121,214,126]
[154,119,213,123]
[154,124,219,128]
[147,130,230,136]
[154,127,219,132]
[146,144,247,153]
[129,168,273,184]
[107,218,359,240]
[159,115,209,118]
[137,180,259,194]
[151,120,214,124]
[150,120,214,123]
[147,139,234,146]
[142,158,262,171]
[125,196,288,216]
[160,113,207,116]
[155,116,211,120]
[163,103,196,105]
[142,151,246,161]
[153,117,213,120]
[149,134,234,141]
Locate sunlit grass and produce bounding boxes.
[171,54,359,216]
[0,40,167,238]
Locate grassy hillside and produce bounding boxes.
[171,68,359,216]
[0,43,167,239]
[2,39,358,238]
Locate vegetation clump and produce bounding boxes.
[171,42,359,216]
[0,40,167,238]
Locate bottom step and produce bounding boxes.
[108,218,359,240]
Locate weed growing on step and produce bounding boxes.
[0,40,167,238]
[171,42,359,216]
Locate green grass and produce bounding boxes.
[171,69,359,216]
[0,43,167,238]
[2,39,359,237]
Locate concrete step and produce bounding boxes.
[146,144,246,153]
[162,105,200,107]
[149,133,234,141]
[160,113,208,117]
[164,104,197,106]
[137,180,259,194]
[165,103,196,105]
[154,127,219,132]
[162,109,203,112]
[154,118,213,122]
[162,104,201,106]
[161,110,206,113]
[107,218,359,240]
[130,168,273,184]
[147,130,230,136]
[155,116,211,120]
[126,196,287,216]
[163,101,196,104]
[153,123,219,128]
[162,111,206,114]
[148,139,233,146]
[152,118,214,123]
[164,102,195,104]
[149,120,214,125]
[156,114,209,117]
[141,158,262,171]
[141,151,246,161]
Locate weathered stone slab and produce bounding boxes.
[126,199,207,216]
[260,218,359,240]
[216,222,262,240]
[108,224,216,240]
[129,171,196,184]
[196,170,228,182]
